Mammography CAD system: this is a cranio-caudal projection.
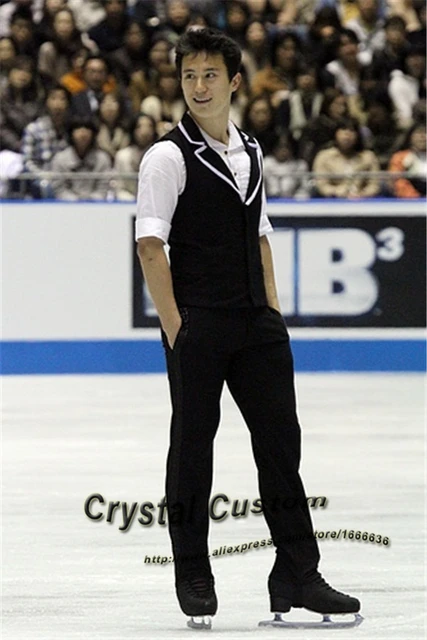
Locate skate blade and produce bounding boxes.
[259,612,364,629]
[187,616,212,630]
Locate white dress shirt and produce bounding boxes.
[135,119,273,243]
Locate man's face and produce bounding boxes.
[181,52,240,122]
[84,59,108,90]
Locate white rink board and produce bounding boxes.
[1,200,425,341]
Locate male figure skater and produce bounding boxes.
[136,27,361,626]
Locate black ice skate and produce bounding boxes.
[176,574,218,630]
[259,572,363,629]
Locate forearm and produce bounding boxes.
[137,237,181,337]
[259,235,280,312]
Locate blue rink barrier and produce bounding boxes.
[1,339,425,374]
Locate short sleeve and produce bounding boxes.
[135,140,186,243]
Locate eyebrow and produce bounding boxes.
[182,67,220,73]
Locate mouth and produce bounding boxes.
[193,97,212,104]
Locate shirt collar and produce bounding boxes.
[198,120,245,154]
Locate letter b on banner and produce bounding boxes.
[299,229,378,315]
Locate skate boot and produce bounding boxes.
[262,571,363,630]
[176,574,217,630]
[295,571,360,614]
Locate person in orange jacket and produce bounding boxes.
[388,122,426,197]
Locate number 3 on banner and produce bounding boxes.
[375,227,405,262]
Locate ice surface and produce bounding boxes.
[2,373,426,639]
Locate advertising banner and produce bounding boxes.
[132,215,426,329]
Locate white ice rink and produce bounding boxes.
[2,373,426,640]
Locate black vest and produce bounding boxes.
[161,112,267,308]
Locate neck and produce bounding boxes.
[189,111,230,145]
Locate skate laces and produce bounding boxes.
[184,575,214,598]
[310,573,349,598]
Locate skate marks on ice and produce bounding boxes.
[2,374,426,640]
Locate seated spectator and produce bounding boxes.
[88,0,130,54]
[344,0,385,63]
[35,0,67,46]
[51,115,112,200]
[245,0,281,25]
[67,0,105,32]
[275,64,323,141]
[9,6,40,56]
[0,56,43,153]
[371,16,410,91]
[0,37,18,91]
[224,0,250,47]
[251,32,304,106]
[70,54,117,118]
[388,45,426,129]
[132,0,167,30]
[114,112,157,201]
[96,92,130,160]
[0,0,43,38]
[387,0,420,33]
[144,33,174,87]
[263,133,310,199]
[108,20,150,89]
[305,6,343,68]
[299,87,350,167]
[21,84,70,197]
[364,99,401,168]
[325,29,370,97]
[60,47,117,95]
[407,0,426,50]
[312,117,381,198]
[275,0,318,28]
[140,65,185,127]
[388,122,426,197]
[241,19,271,84]
[38,8,84,83]
[242,94,278,156]
[161,0,192,43]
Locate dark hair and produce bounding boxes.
[46,82,71,102]
[67,115,99,142]
[338,28,359,45]
[241,93,274,130]
[319,88,348,116]
[101,0,127,6]
[130,112,158,145]
[271,132,298,157]
[399,121,426,150]
[9,54,34,72]
[384,15,406,30]
[175,27,242,80]
[82,53,111,74]
[10,6,33,25]
[334,117,364,151]
[270,31,302,68]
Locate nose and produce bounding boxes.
[195,76,207,93]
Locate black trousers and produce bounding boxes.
[162,306,320,584]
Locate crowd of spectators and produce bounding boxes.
[0,0,425,200]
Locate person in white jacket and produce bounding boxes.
[388,46,426,129]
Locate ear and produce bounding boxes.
[230,72,242,93]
